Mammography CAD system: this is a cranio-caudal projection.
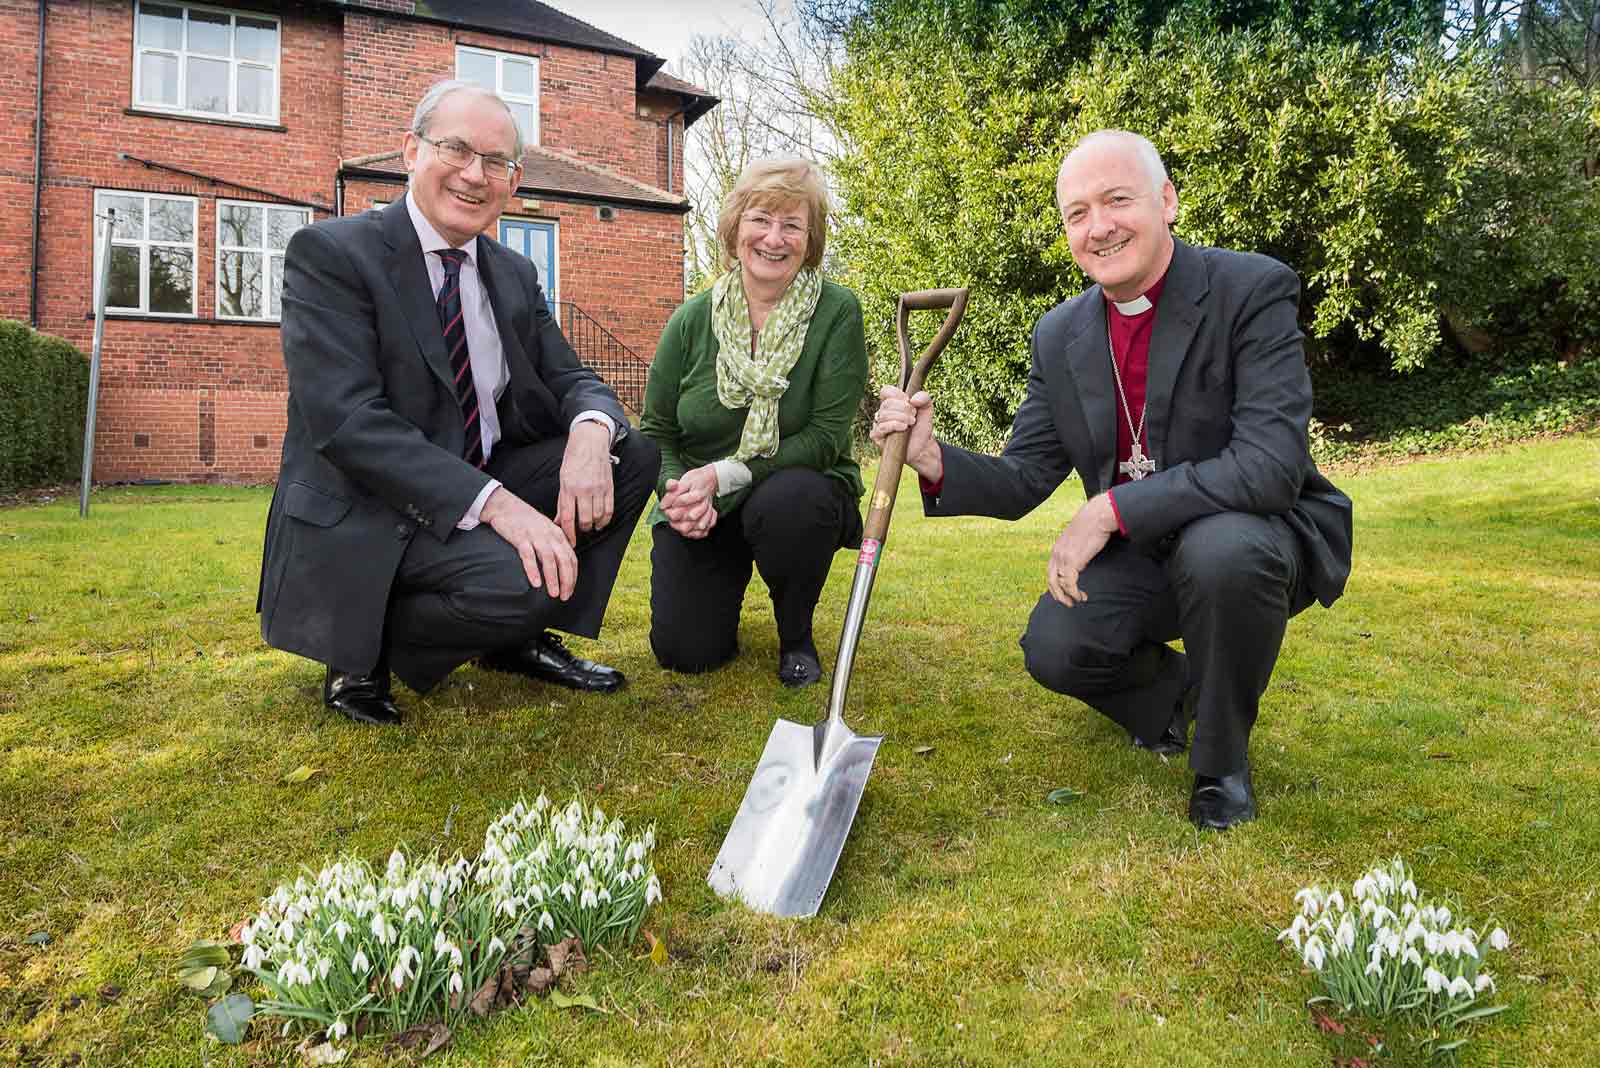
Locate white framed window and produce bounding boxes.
[456,45,539,146]
[216,200,310,320]
[94,190,198,316]
[133,2,281,123]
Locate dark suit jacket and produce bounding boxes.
[257,198,626,672]
[929,239,1352,607]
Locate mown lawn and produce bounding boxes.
[2,434,1597,1067]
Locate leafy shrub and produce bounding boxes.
[0,320,90,494]
[824,16,1600,448]
[1309,353,1600,464]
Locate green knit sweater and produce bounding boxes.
[641,279,869,523]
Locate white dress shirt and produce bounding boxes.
[404,193,614,529]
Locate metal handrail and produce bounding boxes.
[550,300,651,414]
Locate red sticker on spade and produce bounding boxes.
[857,538,880,566]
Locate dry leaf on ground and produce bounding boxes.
[387,1020,451,1058]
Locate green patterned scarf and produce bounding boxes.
[711,266,824,462]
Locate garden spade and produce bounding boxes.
[707,287,969,918]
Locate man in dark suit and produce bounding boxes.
[258,81,660,726]
[872,130,1352,828]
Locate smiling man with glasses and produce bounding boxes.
[259,80,660,727]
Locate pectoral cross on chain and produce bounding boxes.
[1119,441,1156,481]
[1108,325,1155,481]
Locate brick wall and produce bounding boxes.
[1,1,689,483]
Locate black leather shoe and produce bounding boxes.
[1132,685,1195,755]
[1189,764,1258,830]
[777,649,822,689]
[324,668,403,727]
[480,632,626,693]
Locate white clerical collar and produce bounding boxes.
[1111,294,1152,315]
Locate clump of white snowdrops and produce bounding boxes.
[239,793,660,1040]
[1279,857,1510,1052]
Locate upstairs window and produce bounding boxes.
[134,2,280,123]
[94,191,198,317]
[217,200,309,320]
[456,45,539,147]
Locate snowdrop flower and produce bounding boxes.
[434,930,450,958]
[331,919,351,944]
[1401,878,1417,900]
[243,943,266,970]
[1374,870,1394,896]
[1424,930,1442,955]
[1448,975,1474,999]
[1353,875,1375,901]
[581,886,599,909]
[1475,973,1495,994]
[1303,935,1326,971]
[352,949,370,974]
[449,971,463,996]
[370,913,393,944]
[1372,905,1397,928]
[1436,906,1452,927]
[387,850,406,880]
[1335,916,1357,952]
[1364,957,1383,977]
[598,887,612,904]
[646,874,662,906]
[329,1018,347,1041]
[576,862,592,883]
[1402,919,1427,945]
[1279,915,1309,950]
[539,910,554,932]
[560,881,576,901]
[317,957,332,981]
[1424,966,1447,994]
[1402,946,1423,969]
[488,936,506,958]
[1326,891,1346,913]
[1488,927,1510,951]
[430,884,444,910]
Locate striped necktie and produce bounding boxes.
[435,248,484,468]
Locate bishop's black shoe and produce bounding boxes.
[1188,763,1258,830]
[1132,684,1196,756]
[777,648,822,689]
[323,667,403,727]
[480,632,626,693]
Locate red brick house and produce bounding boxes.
[1,0,715,481]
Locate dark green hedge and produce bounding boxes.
[0,319,91,495]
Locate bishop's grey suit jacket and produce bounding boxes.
[257,198,626,673]
[928,238,1352,608]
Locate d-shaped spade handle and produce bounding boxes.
[864,287,969,543]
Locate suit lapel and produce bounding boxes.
[381,200,455,394]
[1062,291,1119,492]
[1144,239,1208,469]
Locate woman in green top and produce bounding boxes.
[641,157,868,688]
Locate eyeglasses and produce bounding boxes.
[741,211,808,240]
[416,133,522,182]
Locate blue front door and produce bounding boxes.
[499,219,557,302]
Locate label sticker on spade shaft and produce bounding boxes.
[857,538,881,566]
